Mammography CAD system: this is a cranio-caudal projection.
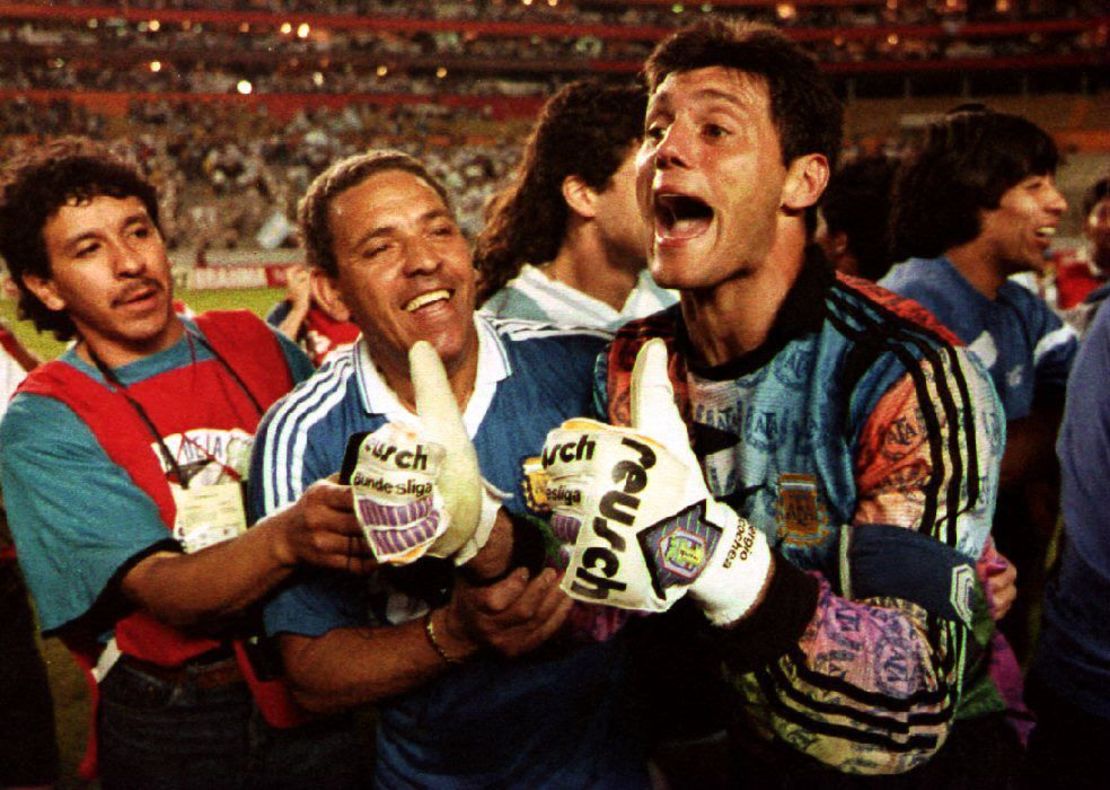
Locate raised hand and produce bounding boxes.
[542,339,772,625]
[347,341,500,566]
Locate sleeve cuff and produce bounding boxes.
[49,537,182,639]
[713,554,819,672]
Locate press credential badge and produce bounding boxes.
[172,482,248,553]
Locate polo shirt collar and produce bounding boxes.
[352,315,509,438]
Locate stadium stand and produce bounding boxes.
[1,0,1106,250]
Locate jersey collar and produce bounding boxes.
[681,245,833,381]
[353,315,510,437]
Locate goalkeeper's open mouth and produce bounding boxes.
[653,191,714,245]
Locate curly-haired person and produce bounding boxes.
[476,79,675,329]
[0,137,372,788]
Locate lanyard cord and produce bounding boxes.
[85,327,265,490]
[87,344,191,489]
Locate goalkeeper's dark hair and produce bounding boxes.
[643,19,842,239]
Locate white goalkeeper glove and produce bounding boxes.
[348,341,502,566]
[542,339,772,625]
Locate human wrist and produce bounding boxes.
[712,556,819,671]
[457,510,549,586]
[426,607,478,665]
[290,292,311,318]
[456,508,512,582]
[690,505,773,626]
[265,510,300,568]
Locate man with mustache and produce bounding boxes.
[541,20,1020,784]
[0,138,372,787]
[250,149,650,787]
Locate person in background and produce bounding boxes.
[882,108,1077,662]
[1049,176,1110,338]
[475,79,675,329]
[816,154,899,282]
[0,137,372,788]
[1051,176,1110,312]
[1024,299,1110,788]
[266,262,360,367]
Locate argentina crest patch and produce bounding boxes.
[950,563,976,628]
[775,472,830,547]
[637,501,723,599]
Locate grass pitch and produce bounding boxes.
[0,287,286,362]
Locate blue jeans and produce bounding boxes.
[98,656,370,789]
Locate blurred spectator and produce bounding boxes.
[266,263,359,367]
[1053,176,1110,310]
[816,154,899,281]
[1025,300,1110,788]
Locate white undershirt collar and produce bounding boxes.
[353,315,509,438]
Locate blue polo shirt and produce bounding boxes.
[251,315,649,789]
[881,255,1076,419]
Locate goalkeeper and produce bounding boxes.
[250,150,650,788]
[540,19,1021,785]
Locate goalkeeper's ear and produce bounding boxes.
[630,339,687,451]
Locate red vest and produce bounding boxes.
[303,306,360,367]
[1054,252,1105,310]
[19,310,305,776]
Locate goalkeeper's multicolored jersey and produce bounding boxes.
[600,256,1006,774]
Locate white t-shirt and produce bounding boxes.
[0,340,27,421]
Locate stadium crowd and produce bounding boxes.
[1,0,1105,105]
[2,8,1104,85]
[32,0,1110,26]
[2,7,1110,790]
[0,97,523,247]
